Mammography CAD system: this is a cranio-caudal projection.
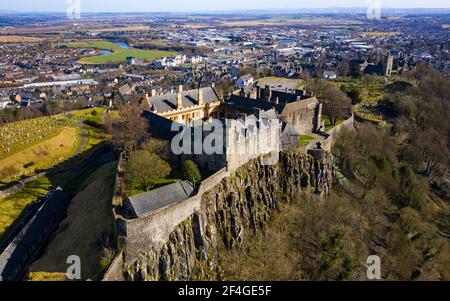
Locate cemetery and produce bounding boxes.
[0,108,111,241]
[0,108,108,184]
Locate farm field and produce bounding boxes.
[87,26,151,32]
[0,35,43,43]
[221,17,365,27]
[361,32,401,37]
[69,40,176,64]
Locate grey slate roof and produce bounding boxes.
[148,87,219,113]
[280,122,300,150]
[127,181,195,218]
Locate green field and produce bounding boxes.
[69,41,176,64]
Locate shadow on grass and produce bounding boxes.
[0,141,115,250]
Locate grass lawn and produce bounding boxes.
[299,135,315,147]
[83,108,110,152]
[323,116,343,132]
[0,115,75,161]
[63,107,110,154]
[0,108,109,183]
[0,176,52,237]
[69,40,176,64]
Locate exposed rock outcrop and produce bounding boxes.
[123,150,334,280]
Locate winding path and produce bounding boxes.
[73,123,87,156]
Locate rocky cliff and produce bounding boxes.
[123,150,334,280]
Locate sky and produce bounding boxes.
[1,0,449,12]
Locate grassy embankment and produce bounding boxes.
[0,108,111,238]
[0,108,108,183]
[29,162,118,281]
[0,127,78,180]
[0,176,51,237]
[69,40,176,64]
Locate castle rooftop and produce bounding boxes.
[126,181,195,218]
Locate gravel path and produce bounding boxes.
[73,123,87,156]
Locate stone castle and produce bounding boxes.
[103,80,354,280]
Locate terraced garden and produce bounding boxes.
[335,77,386,105]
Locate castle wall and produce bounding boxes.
[326,113,354,139]
[103,251,125,281]
[123,168,229,258]
[120,151,334,280]
[225,118,281,171]
[279,97,321,134]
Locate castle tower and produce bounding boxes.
[385,54,394,77]
[177,85,183,110]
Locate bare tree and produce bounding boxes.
[307,79,351,125]
[337,60,350,77]
[110,104,149,155]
